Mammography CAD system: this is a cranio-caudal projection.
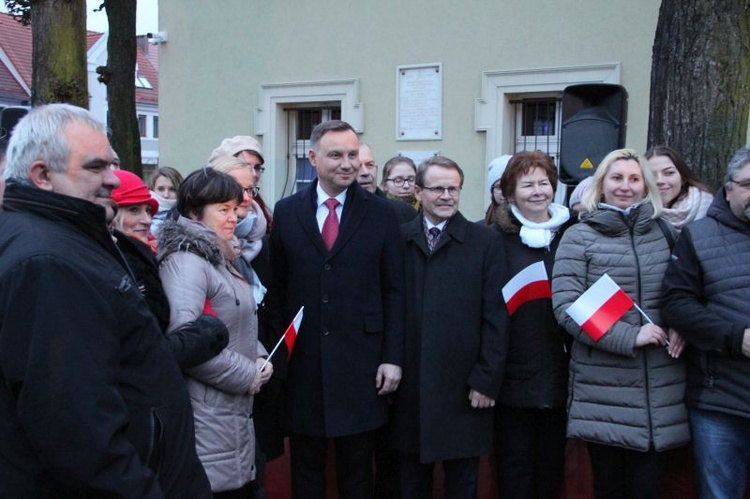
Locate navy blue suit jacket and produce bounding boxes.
[269,180,406,437]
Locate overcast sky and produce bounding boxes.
[0,1,159,35]
[86,0,159,35]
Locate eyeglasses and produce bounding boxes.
[729,178,750,190]
[421,186,462,197]
[386,176,416,187]
[242,186,260,197]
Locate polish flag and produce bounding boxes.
[502,261,551,315]
[283,306,304,358]
[565,274,634,341]
[260,306,304,371]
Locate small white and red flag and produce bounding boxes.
[260,306,304,371]
[565,274,634,341]
[502,261,551,315]
[283,306,304,358]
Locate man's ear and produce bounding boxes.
[308,148,317,168]
[28,161,54,191]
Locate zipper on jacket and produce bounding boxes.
[627,218,655,444]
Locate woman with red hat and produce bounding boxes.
[112,169,160,251]
[111,169,229,370]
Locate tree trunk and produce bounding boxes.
[648,0,750,187]
[30,0,87,107]
[103,0,142,176]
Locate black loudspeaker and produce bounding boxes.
[0,106,28,140]
[559,84,627,183]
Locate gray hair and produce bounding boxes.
[725,148,750,184]
[4,103,107,181]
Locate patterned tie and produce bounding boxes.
[321,198,340,250]
[427,226,441,253]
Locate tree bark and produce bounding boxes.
[648,0,750,187]
[103,0,142,176]
[30,0,87,107]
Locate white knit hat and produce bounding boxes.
[487,155,513,193]
[207,136,264,165]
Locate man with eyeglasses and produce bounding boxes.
[358,143,417,224]
[391,155,508,498]
[662,148,750,498]
[208,135,274,232]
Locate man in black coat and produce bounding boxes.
[0,104,211,497]
[391,155,508,498]
[269,120,406,499]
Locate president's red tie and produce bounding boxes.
[321,198,340,250]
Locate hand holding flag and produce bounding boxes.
[260,306,304,371]
[565,274,636,341]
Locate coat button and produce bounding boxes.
[323,330,330,336]
[324,263,331,270]
[322,296,329,303]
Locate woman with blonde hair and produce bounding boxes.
[552,149,689,499]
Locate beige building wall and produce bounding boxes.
[158,0,660,219]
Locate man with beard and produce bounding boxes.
[0,104,211,497]
[391,155,507,497]
[662,148,750,498]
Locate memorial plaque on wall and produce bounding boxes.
[397,63,442,141]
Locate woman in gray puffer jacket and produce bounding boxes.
[551,149,689,499]
[158,168,272,497]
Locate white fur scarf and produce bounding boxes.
[510,202,570,248]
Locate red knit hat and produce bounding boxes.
[111,169,159,215]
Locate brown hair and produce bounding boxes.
[500,151,558,200]
[644,145,713,207]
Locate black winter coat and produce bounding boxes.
[492,210,575,409]
[115,231,229,370]
[269,180,406,437]
[0,183,211,498]
[392,212,508,462]
[662,190,750,418]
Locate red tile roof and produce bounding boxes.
[135,45,159,104]
[0,12,157,106]
[0,12,32,92]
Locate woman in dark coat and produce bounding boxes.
[488,151,575,499]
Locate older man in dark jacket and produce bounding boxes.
[391,156,508,498]
[662,148,750,499]
[0,104,210,498]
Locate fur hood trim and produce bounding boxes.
[157,216,224,267]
